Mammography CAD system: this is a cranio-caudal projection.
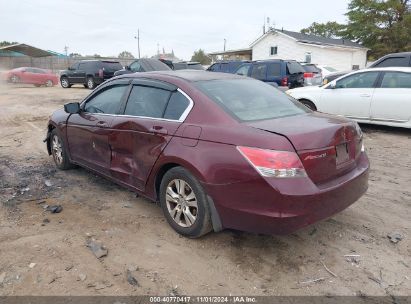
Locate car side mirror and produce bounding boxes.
[125,65,130,70]
[64,102,80,114]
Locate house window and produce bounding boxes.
[305,52,312,63]
[270,46,278,56]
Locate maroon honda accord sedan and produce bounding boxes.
[45,70,369,237]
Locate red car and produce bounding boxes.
[5,67,58,87]
[45,71,369,238]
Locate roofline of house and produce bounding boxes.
[207,48,252,56]
[249,29,368,50]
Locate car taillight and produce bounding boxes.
[304,72,314,78]
[281,76,288,86]
[237,146,306,178]
[98,69,103,77]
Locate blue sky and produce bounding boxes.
[0,0,350,60]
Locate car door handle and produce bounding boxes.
[360,94,371,97]
[149,126,168,135]
[96,121,108,127]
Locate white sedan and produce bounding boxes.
[287,67,411,128]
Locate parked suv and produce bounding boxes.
[207,60,250,73]
[369,52,411,68]
[114,58,171,76]
[235,60,305,88]
[60,60,123,89]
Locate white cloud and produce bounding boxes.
[0,0,349,60]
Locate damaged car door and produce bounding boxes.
[66,81,129,175]
[109,79,191,191]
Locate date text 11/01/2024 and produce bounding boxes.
[149,296,257,303]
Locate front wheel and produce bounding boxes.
[299,99,317,111]
[50,129,74,170]
[159,167,212,238]
[86,77,95,89]
[60,77,71,88]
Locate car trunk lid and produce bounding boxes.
[246,112,362,184]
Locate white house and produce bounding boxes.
[209,29,368,71]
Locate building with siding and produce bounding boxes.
[209,29,368,71]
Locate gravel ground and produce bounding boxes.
[0,83,410,296]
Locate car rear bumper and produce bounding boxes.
[203,152,369,235]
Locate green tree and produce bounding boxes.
[118,51,134,59]
[301,22,346,38]
[300,0,411,59]
[345,0,411,59]
[191,49,211,65]
[0,41,18,47]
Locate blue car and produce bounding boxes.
[235,59,305,89]
[207,60,250,74]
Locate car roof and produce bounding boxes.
[360,67,411,73]
[253,59,297,63]
[115,70,245,82]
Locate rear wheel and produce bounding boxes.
[45,80,53,87]
[86,77,95,89]
[60,77,71,88]
[159,167,212,238]
[50,129,74,170]
[299,99,317,111]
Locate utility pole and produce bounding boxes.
[223,38,226,51]
[64,45,69,56]
[134,29,140,59]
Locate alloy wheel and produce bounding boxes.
[61,78,69,88]
[52,135,63,165]
[165,179,198,228]
[11,75,19,83]
[87,78,94,89]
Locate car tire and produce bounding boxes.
[50,129,74,170]
[45,80,53,87]
[83,84,88,88]
[159,167,212,238]
[60,77,71,88]
[299,99,317,111]
[86,77,95,89]
[10,74,19,83]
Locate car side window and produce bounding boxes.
[221,63,229,73]
[381,72,411,88]
[267,63,281,76]
[124,85,171,118]
[78,63,86,70]
[235,64,250,76]
[70,63,79,70]
[374,57,407,67]
[336,72,379,89]
[129,61,142,72]
[251,64,267,80]
[208,64,218,72]
[84,85,128,114]
[164,91,190,120]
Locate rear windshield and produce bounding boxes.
[101,61,123,71]
[287,62,305,74]
[187,64,204,70]
[303,65,320,73]
[195,79,309,122]
[323,66,337,72]
[147,60,171,71]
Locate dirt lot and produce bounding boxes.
[0,83,410,297]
